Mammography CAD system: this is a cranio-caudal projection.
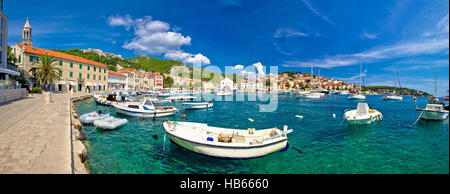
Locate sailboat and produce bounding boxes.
[416,71,449,121]
[349,62,366,100]
[382,66,403,101]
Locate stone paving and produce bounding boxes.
[0,92,85,174]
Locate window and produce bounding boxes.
[59,70,62,76]
[70,72,73,78]
[104,76,106,81]
[29,56,34,62]
[99,68,101,73]
[87,66,90,71]
[87,74,90,79]
[79,64,82,69]
[94,67,96,71]
[70,63,73,68]
[59,60,63,66]
[93,74,96,80]
[79,73,82,79]
[18,56,21,63]
[104,69,106,73]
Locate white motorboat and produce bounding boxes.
[349,94,366,100]
[344,103,383,124]
[416,72,449,121]
[166,96,197,101]
[381,95,403,101]
[338,90,350,95]
[417,102,449,121]
[298,90,310,95]
[216,91,233,96]
[114,98,178,118]
[157,92,172,97]
[79,111,110,124]
[162,121,293,159]
[297,92,323,99]
[93,116,128,130]
[182,102,214,110]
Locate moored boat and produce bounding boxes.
[297,92,322,99]
[93,116,128,130]
[79,111,110,124]
[114,98,178,118]
[182,102,214,110]
[344,102,383,124]
[349,94,366,100]
[162,121,293,159]
[381,95,403,101]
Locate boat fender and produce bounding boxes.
[248,118,254,122]
[295,115,303,119]
[332,113,336,118]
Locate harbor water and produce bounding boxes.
[76,94,449,174]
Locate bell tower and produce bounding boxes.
[22,17,32,46]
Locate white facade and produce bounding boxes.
[220,77,234,91]
[108,73,126,91]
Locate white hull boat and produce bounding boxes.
[417,103,449,121]
[381,95,403,101]
[344,103,383,124]
[339,90,350,95]
[79,111,110,124]
[93,116,128,130]
[298,92,322,99]
[349,94,366,100]
[216,92,233,96]
[166,96,197,101]
[162,121,293,159]
[114,98,178,118]
[183,102,214,110]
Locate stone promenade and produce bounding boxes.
[0,93,75,173]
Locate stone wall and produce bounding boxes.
[70,95,92,174]
[0,88,28,104]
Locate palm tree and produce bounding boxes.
[29,55,61,92]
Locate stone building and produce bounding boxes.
[0,1,20,86]
[107,70,126,91]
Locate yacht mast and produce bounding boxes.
[359,62,362,93]
[435,69,437,97]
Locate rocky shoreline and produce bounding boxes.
[70,95,92,174]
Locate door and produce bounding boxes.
[78,84,82,92]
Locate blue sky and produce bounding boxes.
[4,0,449,96]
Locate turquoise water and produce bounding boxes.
[76,94,449,174]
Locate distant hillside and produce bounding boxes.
[363,86,433,97]
[52,49,241,83]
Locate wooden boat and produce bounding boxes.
[182,102,214,110]
[162,121,293,159]
[114,98,178,118]
[344,102,383,124]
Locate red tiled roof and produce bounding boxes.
[108,70,125,77]
[17,44,107,68]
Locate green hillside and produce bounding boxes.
[363,86,433,97]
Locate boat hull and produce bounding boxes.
[420,110,449,121]
[382,96,403,101]
[115,107,177,118]
[183,103,213,110]
[166,132,288,159]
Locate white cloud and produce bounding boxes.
[301,0,333,24]
[274,28,308,38]
[361,31,380,39]
[164,51,210,65]
[252,62,266,77]
[108,15,192,56]
[232,64,244,70]
[107,15,133,30]
[283,38,449,68]
[437,14,449,33]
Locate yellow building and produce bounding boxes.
[12,19,108,93]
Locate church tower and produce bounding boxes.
[21,17,32,46]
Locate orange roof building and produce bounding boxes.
[13,43,109,93]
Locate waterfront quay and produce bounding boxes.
[0,93,85,173]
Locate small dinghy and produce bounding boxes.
[344,103,382,125]
[416,98,449,121]
[162,121,293,159]
[79,111,110,124]
[182,102,213,110]
[114,98,178,118]
[94,116,128,130]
